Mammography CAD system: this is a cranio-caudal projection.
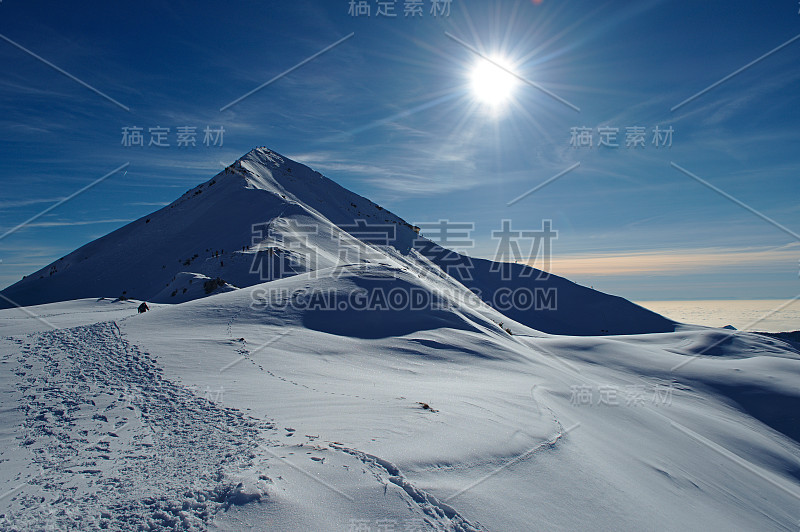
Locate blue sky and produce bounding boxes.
[1,0,799,300]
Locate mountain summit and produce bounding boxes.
[1,147,673,335]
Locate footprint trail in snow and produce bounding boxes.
[0,322,276,530]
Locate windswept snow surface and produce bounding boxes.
[1,273,799,530]
[1,148,799,530]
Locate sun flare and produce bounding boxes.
[470,56,518,107]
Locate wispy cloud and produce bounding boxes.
[288,150,483,195]
[541,244,800,277]
[0,197,66,209]
[0,218,132,230]
[128,201,170,207]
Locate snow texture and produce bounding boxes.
[1,148,799,531]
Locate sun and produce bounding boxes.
[470,56,518,107]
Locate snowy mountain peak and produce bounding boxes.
[244,146,296,169]
[223,147,321,191]
[0,146,423,310]
[0,147,673,335]
[209,147,346,213]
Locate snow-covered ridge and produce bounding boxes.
[0,147,671,335]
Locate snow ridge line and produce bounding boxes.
[443,421,575,505]
[328,443,485,532]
